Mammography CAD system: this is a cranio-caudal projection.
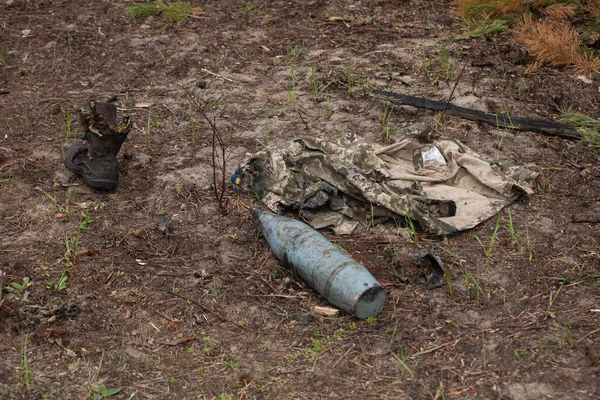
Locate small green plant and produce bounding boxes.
[390,350,414,377]
[342,58,369,94]
[333,330,346,339]
[78,210,96,232]
[366,316,377,324]
[581,128,600,148]
[422,43,459,83]
[505,208,518,244]
[463,266,471,299]
[559,106,600,147]
[287,44,301,60]
[37,183,72,214]
[444,271,454,297]
[201,331,216,344]
[311,338,325,352]
[458,17,509,38]
[62,232,79,267]
[262,105,289,146]
[263,106,271,145]
[517,71,528,94]
[0,166,13,192]
[0,54,7,67]
[558,325,576,349]
[87,383,121,399]
[126,1,193,23]
[524,225,534,262]
[310,63,333,102]
[189,106,199,146]
[379,101,393,142]
[46,272,68,291]
[59,105,75,148]
[241,2,255,16]
[168,378,178,388]
[473,277,489,302]
[473,214,500,267]
[498,92,514,129]
[560,106,600,128]
[569,262,587,282]
[5,277,31,297]
[286,64,297,108]
[20,335,31,390]
[548,279,565,310]
[0,115,30,137]
[404,215,420,245]
[146,107,153,148]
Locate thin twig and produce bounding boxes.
[331,343,356,368]
[200,68,233,82]
[572,216,600,224]
[199,108,228,213]
[577,327,600,344]
[296,109,310,130]
[441,21,498,120]
[409,339,460,359]
[157,288,259,333]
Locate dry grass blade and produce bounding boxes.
[540,3,577,20]
[511,12,600,73]
[523,59,543,75]
[573,51,600,74]
[456,0,525,19]
[455,0,600,72]
[513,15,577,67]
[586,0,600,19]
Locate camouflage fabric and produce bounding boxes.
[238,124,538,235]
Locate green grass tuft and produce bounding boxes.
[580,128,600,148]
[126,1,192,23]
[559,106,600,147]
[559,107,600,128]
[458,17,510,37]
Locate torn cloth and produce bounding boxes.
[239,124,538,235]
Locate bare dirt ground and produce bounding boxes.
[1,1,599,399]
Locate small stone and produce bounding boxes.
[54,171,71,185]
[576,75,593,85]
[314,306,339,317]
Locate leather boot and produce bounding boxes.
[64,100,132,190]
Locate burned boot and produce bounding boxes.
[64,100,132,190]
